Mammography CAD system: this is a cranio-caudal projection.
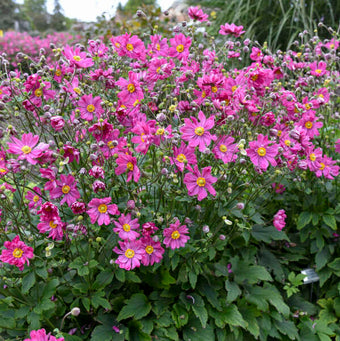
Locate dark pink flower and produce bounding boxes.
[183,165,217,201]
[63,45,94,68]
[180,111,217,152]
[212,136,238,164]
[0,235,34,271]
[168,33,192,60]
[113,240,144,271]
[142,222,158,236]
[246,134,279,171]
[309,61,327,77]
[78,94,104,121]
[37,216,64,240]
[273,209,287,231]
[163,219,190,249]
[50,116,65,131]
[24,328,64,341]
[87,197,120,226]
[89,165,105,179]
[115,153,140,182]
[71,201,86,215]
[116,71,144,107]
[113,213,140,241]
[25,186,42,209]
[50,174,80,206]
[170,142,197,172]
[188,6,209,22]
[315,155,339,180]
[219,23,245,37]
[140,237,164,266]
[7,133,49,165]
[38,202,59,221]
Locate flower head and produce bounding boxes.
[113,240,144,270]
[273,209,287,231]
[24,328,64,341]
[87,197,120,226]
[113,213,140,241]
[163,219,190,249]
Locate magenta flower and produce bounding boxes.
[113,240,144,271]
[315,155,339,180]
[0,235,34,271]
[50,174,80,206]
[7,133,49,165]
[115,153,140,182]
[24,328,64,341]
[305,147,322,172]
[188,6,209,22]
[309,61,327,77]
[25,186,42,209]
[78,94,104,121]
[170,142,197,172]
[87,197,120,226]
[273,209,287,231]
[37,216,64,240]
[298,112,323,138]
[246,134,279,171]
[212,136,238,164]
[113,213,140,241]
[63,45,94,68]
[180,111,217,152]
[116,71,144,107]
[168,33,192,60]
[163,219,190,249]
[184,165,218,201]
[140,237,164,266]
[219,23,245,37]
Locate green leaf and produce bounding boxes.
[115,268,126,282]
[91,292,111,310]
[251,225,289,242]
[225,280,241,303]
[222,304,247,328]
[35,267,48,280]
[42,278,59,299]
[126,272,142,283]
[197,281,221,310]
[323,215,337,230]
[188,271,197,289]
[316,247,331,270]
[91,325,115,341]
[82,297,91,312]
[192,304,208,328]
[334,297,340,317]
[328,258,340,276]
[22,271,36,294]
[183,318,215,341]
[171,303,189,328]
[93,271,114,290]
[117,294,151,321]
[233,261,272,285]
[297,211,313,230]
[275,320,299,340]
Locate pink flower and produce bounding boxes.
[184,165,217,201]
[250,47,263,61]
[305,147,322,172]
[116,71,144,107]
[140,237,164,266]
[170,142,197,172]
[113,213,140,241]
[89,165,105,179]
[163,219,190,249]
[273,209,287,231]
[219,23,245,37]
[50,174,80,206]
[188,6,209,22]
[246,134,279,171]
[298,112,323,138]
[78,94,104,121]
[309,61,327,77]
[115,153,140,182]
[315,155,339,180]
[37,216,64,240]
[63,45,94,68]
[335,139,340,154]
[25,186,42,209]
[0,235,34,271]
[111,33,146,60]
[271,183,286,194]
[168,33,192,60]
[50,116,65,131]
[142,222,158,236]
[7,133,49,165]
[38,202,59,221]
[113,240,144,270]
[71,201,86,215]
[212,136,238,164]
[87,197,120,226]
[24,328,64,341]
[180,111,217,152]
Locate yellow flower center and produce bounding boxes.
[315,69,322,74]
[34,88,43,97]
[197,177,206,187]
[232,85,238,92]
[257,147,266,156]
[145,245,154,254]
[211,86,218,93]
[251,74,259,81]
[123,224,131,232]
[33,195,40,202]
[284,140,291,147]
[127,83,135,93]
[296,52,302,58]
[309,153,316,161]
[156,43,160,51]
[62,185,70,194]
[125,249,135,258]
[140,133,145,142]
[219,144,227,153]
[0,90,2,95]
[176,154,186,163]
[21,145,32,154]
[319,162,325,170]
[318,94,324,98]
[195,127,205,136]
[277,130,282,137]
[55,69,61,76]
[126,43,134,51]
[156,67,161,73]
[171,230,180,239]
[305,103,311,110]
[176,44,184,53]
[73,87,81,95]
[126,162,134,171]
[201,91,206,98]
[156,128,164,135]
[107,141,114,149]
[87,104,95,112]
[98,204,107,213]
[73,55,81,61]
[49,220,57,229]
[0,168,6,173]
[115,42,121,48]
[12,248,23,258]
[330,44,335,49]
[305,121,313,129]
